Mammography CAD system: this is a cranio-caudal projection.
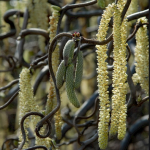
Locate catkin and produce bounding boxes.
[74,51,83,89]
[117,18,128,140]
[110,4,122,136]
[56,60,66,89]
[18,68,52,148]
[110,3,128,140]
[117,0,126,12]
[46,6,63,140]
[66,63,80,108]
[63,40,75,66]
[18,68,33,149]
[96,3,115,149]
[45,7,60,115]
[32,100,52,148]
[118,104,127,140]
[134,17,149,95]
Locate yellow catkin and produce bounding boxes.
[117,18,128,140]
[110,4,122,137]
[45,7,63,140]
[117,0,126,11]
[96,3,115,149]
[118,104,127,139]
[18,68,33,149]
[46,81,55,113]
[134,17,149,95]
[19,69,51,149]
[110,3,128,140]
[132,73,140,85]
[45,9,60,115]
[54,109,63,139]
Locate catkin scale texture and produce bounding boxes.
[110,3,128,140]
[134,17,149,95]
[46,8,60,114]
[110,5,122,136]
[18,68,34,148]
[66,64,80,108]
[56,60,66,89]
[74,51,83,89]
[96,3,114,149]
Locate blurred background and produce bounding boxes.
[0,0,149,149]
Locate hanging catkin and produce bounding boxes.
[96,3,115,149]
[18,68,33,148]
[45,5,63,140]
[110,2,128,140]
[134,17,149,95]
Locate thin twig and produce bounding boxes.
[121,0,131,22]
[0,55,16,72]
[127,22,149,42]
[14,8,29,68]
[137,96,149,107]
[18,112,51,150]
[0,9,23,40]
[0,90,19,110]
[2,137,18,150]
[25,146,48,150]
[0,79,19,91]
[127,64,137,109]
[127,9,149,22]
[36,32,72,133]
[57,0,97,33]
[79,132,98,150]
[120,115,149,150]
[17,28,49,40]
[73,98,99,145]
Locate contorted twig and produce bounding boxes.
[73,98,99,145]
[0,1,149,149]
[18,112,51,150]
[0,79,19,91]
[0,90,19,110]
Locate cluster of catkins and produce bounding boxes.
[96,0,149,149]
[17,1,149,149]
[18,4,62,149]
[56,40,83,108]
[26,1,63,141]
